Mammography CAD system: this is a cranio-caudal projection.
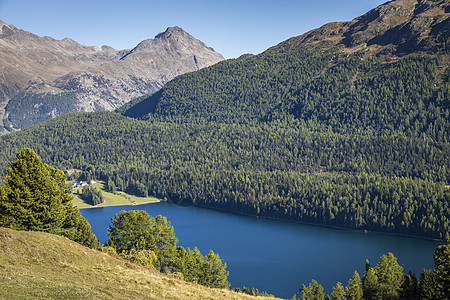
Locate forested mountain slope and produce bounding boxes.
[120,0,449,143]
[0,0,449,242]
[0,111,448,241]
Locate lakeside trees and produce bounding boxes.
[81,185,104,206]
[0,149,448,297]
[107,210,230,288]
[294,245,450,300]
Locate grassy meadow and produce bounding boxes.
[71,180,160,209]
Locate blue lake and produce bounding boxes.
[81,202,442,299]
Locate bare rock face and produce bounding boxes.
[0,24,224,131]
[272,0,449,54]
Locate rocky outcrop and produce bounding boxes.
[271,0,449,54]
[0,23,224,131]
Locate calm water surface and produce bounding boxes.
[81,202,441,299]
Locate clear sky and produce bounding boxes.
[0,0,387,59]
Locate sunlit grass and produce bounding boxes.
[71,180,159,209]
[0,228,274,300]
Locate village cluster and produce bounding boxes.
[71,180,97,189]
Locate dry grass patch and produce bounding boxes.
[0,228,279,300]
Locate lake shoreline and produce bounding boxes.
[78,199,161,209]
[185,202,445,243]
[82,200,441,299]
[78,195,444,243]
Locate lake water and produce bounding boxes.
[81,202,442,299]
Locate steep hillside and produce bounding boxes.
[0,23,223,131]
[0,227,273,300]
[120,0,449,143]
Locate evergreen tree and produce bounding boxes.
[0,148,99,248]
[345,271,363,300]
[330,282,345,300]
[399,270,419,300]
[179,247,205,283]
[107,210,156,252]
[434,244,450,299]
[419,269,438,300]
[374,252,404,300]
[107,177,116,193]
[82,185,103,206]
[202,250,230,289]
[107,210,177,272]
[152,215,178,271]
[171,247,230,289]
[363,266,380,300]
[299,280,325,300]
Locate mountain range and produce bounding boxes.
[0,0,449,298]
[0,23,224,131]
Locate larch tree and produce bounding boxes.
[202,250,230,289]
[107,210,178,272]
[399,270,419,300]
[419,269,438,300]
[107,210,230,288]
[363,266,381,300]
[299,279,325,300]
[330,282,346,300]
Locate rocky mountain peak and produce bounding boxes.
[273,0,449,55]
[154,26,188,39]
[0,22,225,131]
[125,26,222,63]
[0,20,15,37]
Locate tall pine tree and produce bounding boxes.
[0,149,99,248]
[374,252,404,300]
[434,245,450,299]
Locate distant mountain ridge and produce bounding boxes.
[271,0,449,54]
[0,22,224,131]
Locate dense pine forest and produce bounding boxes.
[0,1,449,299]
[120,51,449,143]
[0,109,448,241]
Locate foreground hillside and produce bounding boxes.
[0,227,274,300]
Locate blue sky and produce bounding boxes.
[0,0,387,58]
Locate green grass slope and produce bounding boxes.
[71,180,160,209]
[0,227,276,300]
